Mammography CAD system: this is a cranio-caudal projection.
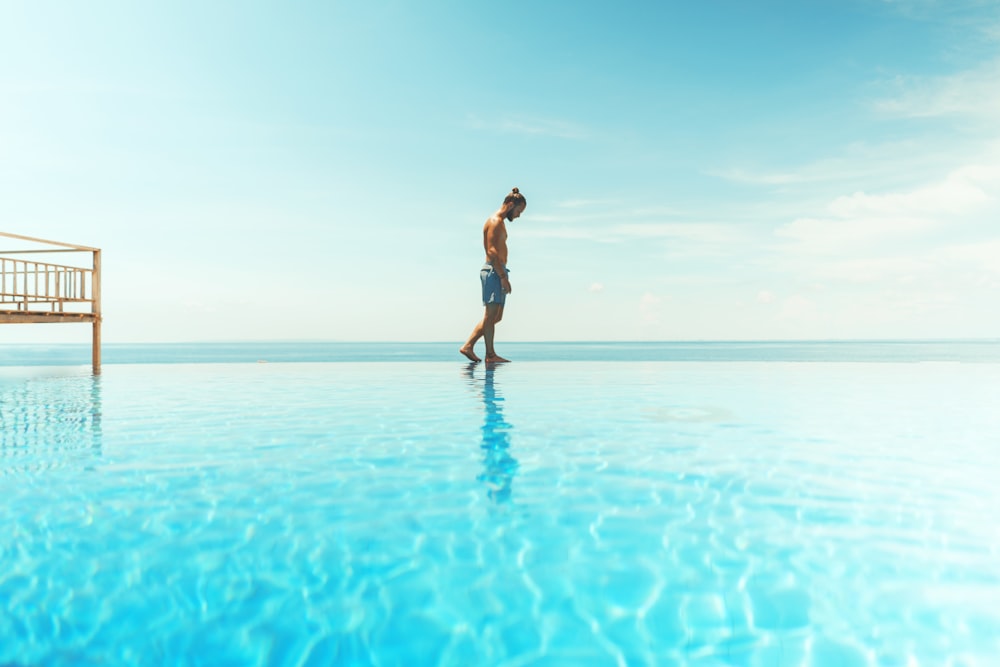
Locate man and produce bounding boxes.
[460,188,526,363]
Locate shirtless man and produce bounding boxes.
[460,188,527,363]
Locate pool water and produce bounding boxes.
[2,360,999,666]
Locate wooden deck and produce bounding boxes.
[0,231,102,371]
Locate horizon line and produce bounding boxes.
[7,338,999,346]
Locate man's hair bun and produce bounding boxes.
[503,188,526,205]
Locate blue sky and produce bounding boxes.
[2,0,998,343]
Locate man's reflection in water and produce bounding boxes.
[469,363,518,503]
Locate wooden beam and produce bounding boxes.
[0,312,96,324]
[0,231,99,252]
[0,249,81,255]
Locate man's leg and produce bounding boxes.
[484,305,508,363]
[460,318,484,362]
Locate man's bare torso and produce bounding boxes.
[483,214,508,266]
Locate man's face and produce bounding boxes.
[508,202,526,221]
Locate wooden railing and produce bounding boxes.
[0,232,102,372]
[0,257,95,312]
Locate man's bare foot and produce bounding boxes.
[459,346,481,362]
[484,355,510,364]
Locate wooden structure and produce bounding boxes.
[0,232,102,372]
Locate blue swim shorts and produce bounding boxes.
[481,264,509,306]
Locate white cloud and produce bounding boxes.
[710,56,1000,213]
[588,282,605,293]
[828,167,994,218]
[776,215,933,252]
[775,159,1000,252]
[940,239,1000,275]
[639,292,663,323]
[777,295,820,323]
[874,58,1000,119]
[757,290,775,304]
[806,256,935,283]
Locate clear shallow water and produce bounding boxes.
[2,359,999,666]
[1,339,998,365]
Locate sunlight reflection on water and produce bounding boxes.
[1,359,998,665]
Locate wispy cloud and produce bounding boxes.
[554,198,621,209]
[527,202,715,228]
[774,157,1000,253]
[940,239,1000,276]
[611,223,746,244]
[517,226,613,241]
[709,168,808,186]
[873,58,1000,118]
[639,292,665,324]
[804,256,936,283]
[747,115,999,331]
[827,166,995,217]
[707,140,966,199]
[711,47,1000,213]
[776,215,934,252]
[465,114,589,139]
[519,210,747,247]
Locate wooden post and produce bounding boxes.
[92,249,102,374]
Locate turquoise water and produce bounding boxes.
[1,339,999,365]
[2,350,999,665]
